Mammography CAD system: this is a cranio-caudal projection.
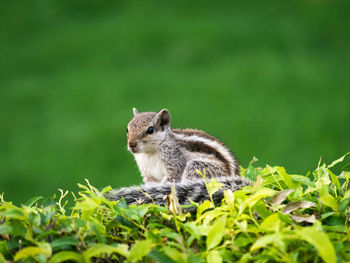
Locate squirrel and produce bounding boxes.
[105,108,250,206]
[126,108,240,183]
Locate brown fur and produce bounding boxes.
[173,128,240,175]
[127,112,156,144]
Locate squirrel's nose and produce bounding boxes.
[129,142,137,149]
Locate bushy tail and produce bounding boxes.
[104,176,251,206]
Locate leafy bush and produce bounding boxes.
[1,154,349,263]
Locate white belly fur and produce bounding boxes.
[134,152,168,182]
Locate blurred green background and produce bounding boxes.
[1,1,349,204]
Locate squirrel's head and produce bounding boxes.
[127,108,171,154]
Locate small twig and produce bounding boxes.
[19,239,23,250]
[170,198,187,250]
[268,166,283,190]
[121,215,147,232]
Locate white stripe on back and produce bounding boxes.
[172,132,236,173]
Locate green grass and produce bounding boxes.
[1,1,350,204]
[0,154,349,262]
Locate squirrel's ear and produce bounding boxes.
[133,107,139,116]
[156,109,171,129]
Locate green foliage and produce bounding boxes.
[1,155,350,262]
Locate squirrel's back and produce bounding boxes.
[172,128,240,177]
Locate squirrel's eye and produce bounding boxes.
[146,126,154,134]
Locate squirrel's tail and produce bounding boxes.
[104,176,251,206]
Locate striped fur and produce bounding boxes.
[105,176,251,212]
[172,129,239,176]
[127,109,240,183]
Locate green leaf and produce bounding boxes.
[159,229,182,242]
[206,178,223,197]
[24,196,43,207]
[223,190,234,207]
[234,236,251,247]
[84,243,129,261]
[296,225,336,263]
[207,250,222,263]
[113,244,129,258]
[0,223,12,235]
[73,198,100,211]
[323,224,346,233]
[188,252,203,263]
[259,213,281,232]
[340,199,350,212]
[320,194,338,211]
[50,237,79,251]
[328,170,341,188]
[253,201,271,219]
[9,220,28,237]
[0,252,5,262]
[89,220,106,243]
[1,156,350,263]
[327,153,350,168]
[161,247,186,263]
[0,241,11,259]
[184,222,200,240]
[292,175,315,187]
[1,208,24,219]
[207,216,226,250]
[49,251,83,263]
[115,215,138,229]
[148,249,176,263]
[101,185,113,194]
[14,244,51,261]
[276,212,293,224]
[276,167,297,189]
[245,158,259,181]
[134,205,149,218]
[342,190,350,200]
[128,240,152,262]
[197,200,212,218]
[246,188,276,208]
[250,233,279,251]
[321,212,337,220]
[315,166,332,190]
